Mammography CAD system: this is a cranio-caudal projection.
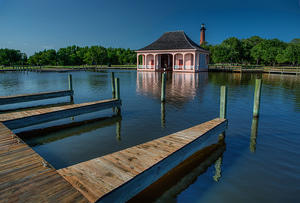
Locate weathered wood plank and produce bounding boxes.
[0,123,88,203]
[58,118,227,203]
[0,99,121,129]
[0,90,74,105]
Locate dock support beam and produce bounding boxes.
[68,74,74,102]
[161,73,166,102]
[253,79,262,117]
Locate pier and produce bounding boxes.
[0,75,228,202]
[58,118,227,202]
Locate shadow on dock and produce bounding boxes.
[17,115,122,146]
[129,137,226,202]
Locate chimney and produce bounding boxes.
[200,23,206,45]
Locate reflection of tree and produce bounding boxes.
[136,72,208,108]
[262,74,300,112]
[208,72,300,112]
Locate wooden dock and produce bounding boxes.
[58,118,227,203]
[0,122,88,202]
[0,99,121,129]
[0,90,73,105]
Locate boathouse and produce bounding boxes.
[136,27,209,72]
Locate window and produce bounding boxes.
[179,59,183,65]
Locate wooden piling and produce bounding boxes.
[253,79,262,117]
[114,77,121,115]
[68,74,74,102]
[111,72,115,98]
[220,86,227,119]
[161,72,166,102]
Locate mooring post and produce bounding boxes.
[253,79,262,117]
[161,72,166,102]
[68,74,74,102]
[219,86,227,140]
[220,86,227,119]
[114,77,121,115]
[111,72,115,98]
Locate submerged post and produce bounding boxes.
[111,72,115,98]
[253,79,262,117]
[114,77,121,115]
[68,74,74,102]
[161,73,166,102]
[220,86,227,119]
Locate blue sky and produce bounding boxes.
[0,0,299,55]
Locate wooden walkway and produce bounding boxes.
[58,118,227,203]
[0,90,73,105]
[0,122,88,202]
[0,99,121,129]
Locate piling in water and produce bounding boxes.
[253,79,262,117]
[68,74,74,102]
[114,77,121,115]
[161,73,166,102]
[220,86,227,119]
[111,72,115,98]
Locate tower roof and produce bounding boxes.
[138,31,208,52]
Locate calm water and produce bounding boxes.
[0,70,299,202]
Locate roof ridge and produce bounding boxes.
[182,32,198,49]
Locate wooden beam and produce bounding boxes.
[0,90,74,105]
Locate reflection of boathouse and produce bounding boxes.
[136,71,208,106]
[136,26,209,72]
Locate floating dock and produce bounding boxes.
[0,99,121,129]
[58,118,227,202]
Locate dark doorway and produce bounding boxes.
[160,54,173,71]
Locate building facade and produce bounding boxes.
[136,30,209,72]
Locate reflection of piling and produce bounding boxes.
[253,79,262,117]
[161,73,166,102]
[68,74,74,102]
[116,120,121,141]
[213,156,223,182]
[114,78,121,115]
[161,102,166,128]
[250,117,259,153]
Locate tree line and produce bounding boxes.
[202,37,300,66]
[1,37,300,67]
[0,46,136,66]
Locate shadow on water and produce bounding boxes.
[129,136,226,203]
[18,115,122,147]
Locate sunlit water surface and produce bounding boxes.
[0,70,299,202]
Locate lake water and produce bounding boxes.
[0,70,299,202]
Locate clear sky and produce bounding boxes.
[0,0,299,55]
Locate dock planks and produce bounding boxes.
[58,118,227,203]
[0,122,88,203]
[0,90,73,105]
[0,99,121,129]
